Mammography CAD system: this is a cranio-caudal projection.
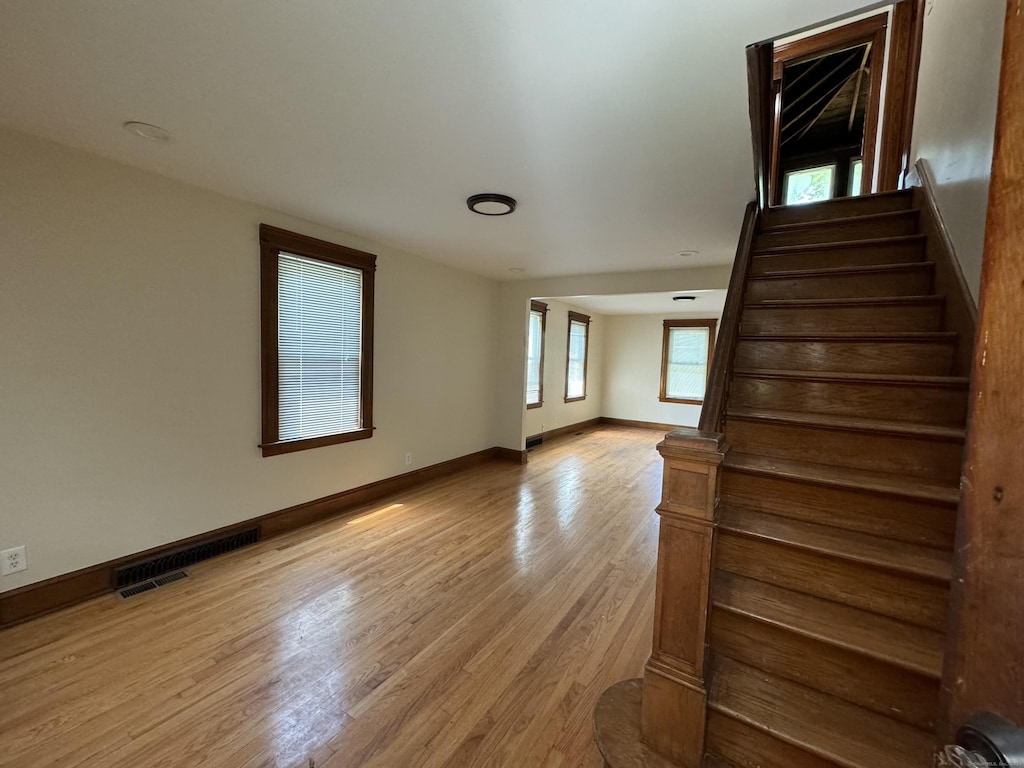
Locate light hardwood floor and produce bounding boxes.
[0,425,665,768]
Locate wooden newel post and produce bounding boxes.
[641,428,727,767]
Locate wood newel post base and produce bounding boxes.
[641,428,727,767]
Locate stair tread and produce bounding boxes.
[719,506,952,582]
[746,294,943,308]
[760,208,920,234]
[727,407,967,439]
[713,571,944,678]
[750,261,935,280]
[732,368,969,386]
[710,656,935,768]
[724,452,960,505]
[738,331,957,341]
[753,233,926,257]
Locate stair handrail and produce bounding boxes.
[698,201,758,433]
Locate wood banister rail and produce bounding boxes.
[698,201,758,434]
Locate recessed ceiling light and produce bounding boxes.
[673,295,698,301]
[123,121,171,143]
[676,250,700,258]
[467,193,517,216]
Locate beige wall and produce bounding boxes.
[602,313,722,428]
[0,127,500,592]
[911,0,1005,302]
[522,299,605,437]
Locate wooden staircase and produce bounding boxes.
[704,190,968,768]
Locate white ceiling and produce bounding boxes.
[550,290,727,316]
[0,0,869,280]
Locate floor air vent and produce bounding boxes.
[119,570,189,599]
[526,435,543,450]
[113,526,260,588]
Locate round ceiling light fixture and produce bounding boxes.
[467,193,517,216]
[676,250,700,258]
[673,295,698,301]
[123,121,171,143]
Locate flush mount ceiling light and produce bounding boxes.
[676,250,700,258]
[673,295,698,301]
[467,193,517,216]
[123,121,171,143]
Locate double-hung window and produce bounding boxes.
[564,311,590,402]
[259,224,375,456]
[526,301,547,408]
[660,319,716,404]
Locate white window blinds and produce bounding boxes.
[665,326,710,400]
[566,319,587,399]
[278,252,363,440]
[526,309,544,405]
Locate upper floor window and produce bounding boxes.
[259,224,375,456]
[526,301,547,409]
[565,311,591,402]
[660,319,716,404]
[783,163,836,205]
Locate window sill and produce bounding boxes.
[564,395,586,403]
[526,401,543,410]
[659,396,705,406]
[260,427,373,457]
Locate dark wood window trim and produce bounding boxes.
[259,224,376,457]
[770,13,888,204]
[659,319,717,405]
[564,311,591,403]
[526,300,548,409]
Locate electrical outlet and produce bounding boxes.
[405,452,412,466]
[1,545,27,576]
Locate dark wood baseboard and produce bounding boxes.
[0,446,518,630]
[526,417,602,447]
[493,446,529,464]
[600,417,685,433]
[910,160,979,376]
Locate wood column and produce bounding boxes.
[940,2,1024,743]
[641,428,727,766]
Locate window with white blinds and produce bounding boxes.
[278,253,362,440]
[259,225,375,456]
[526,301,547,408]
[565,311,590,401]
[660,319,716,404]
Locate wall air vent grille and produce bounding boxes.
[113,526,259,588]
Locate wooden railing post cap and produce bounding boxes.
[657,428,727,459]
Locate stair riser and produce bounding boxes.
[705,711,838,768]
[760,193,914,228]
[715,533,949,630]
[725,419,964,482]
[710,610,940,730]
[755,213,919,249]
[750,240,926,274]
[745,268,933,302]
[720,469,957,548]
[734,339,955,376]
[740,303,943,334]
[730,376,968,426]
